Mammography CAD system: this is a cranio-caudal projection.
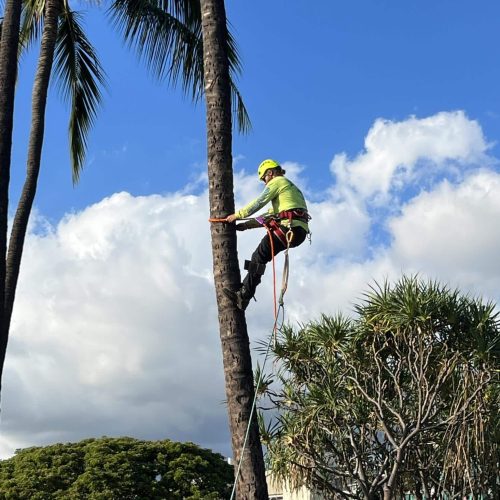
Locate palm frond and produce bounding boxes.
[109,0,203,96]
[109,0,250,133]
[226,23,251,132]
[231,79,251,133]
[54,7,106,183]
[19,0,45,54]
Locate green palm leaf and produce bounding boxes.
[18,0,45,54]
[109,0,250,132]
[54,7,106,183]
[231,80,250,135]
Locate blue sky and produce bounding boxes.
[2,0,500,459]
[11,0,500,218]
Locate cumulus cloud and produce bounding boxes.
[331,111,492,201]
[1,110,499,460]
[388,170,500,295]
[2,192,228,458]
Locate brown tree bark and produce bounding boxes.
[199,0,268,497]
[0,0,23,392]
[5,0,61,337]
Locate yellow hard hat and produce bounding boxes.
[257,159,280,180]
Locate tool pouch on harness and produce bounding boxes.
[244,260,266,276]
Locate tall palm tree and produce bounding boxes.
[0,0,252,413]
[0,0,23,391]
[111,1,266,494]
[0,0,106,389]
[4,0,61,350]
[199,0,268,497]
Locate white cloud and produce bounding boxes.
[388,170,500,295]
[331,111,492,201]
[2,192,229,457]
[1,110,499,461]
[306,197,370,260]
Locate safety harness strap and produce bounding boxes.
[277,208,311,224]
[266,218,289,247]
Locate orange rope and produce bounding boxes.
[208,218,229,223]
[208,217,253,222]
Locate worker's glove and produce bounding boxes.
[236,219,261,231]
[236,222,251,231]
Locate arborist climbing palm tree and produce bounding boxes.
[224,159,310,310]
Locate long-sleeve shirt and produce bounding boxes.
[235,176,309,232]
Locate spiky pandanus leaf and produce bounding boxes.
[53,7,105,183]
[109,0,250,132]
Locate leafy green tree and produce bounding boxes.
[199,0,268,498]
[0,436,233,499]
[260,276,499,500]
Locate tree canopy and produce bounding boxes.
[0,436,233,499]
[260,276,499,500]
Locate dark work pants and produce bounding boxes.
[242,226,308,298]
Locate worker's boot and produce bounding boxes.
[223,260,266,311]
[223,284,253,311]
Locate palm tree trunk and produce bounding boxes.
[3,0,61,373]
[199,0,268,498]
[0,0,23,389]
[5,0,61,336]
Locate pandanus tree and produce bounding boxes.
[261,276,499,499]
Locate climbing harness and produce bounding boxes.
[255,215,288,247]
[255,209,310,248]
[278,208,311,224]
[208,215,296,498]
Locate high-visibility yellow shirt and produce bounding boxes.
[235,176,309,231]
